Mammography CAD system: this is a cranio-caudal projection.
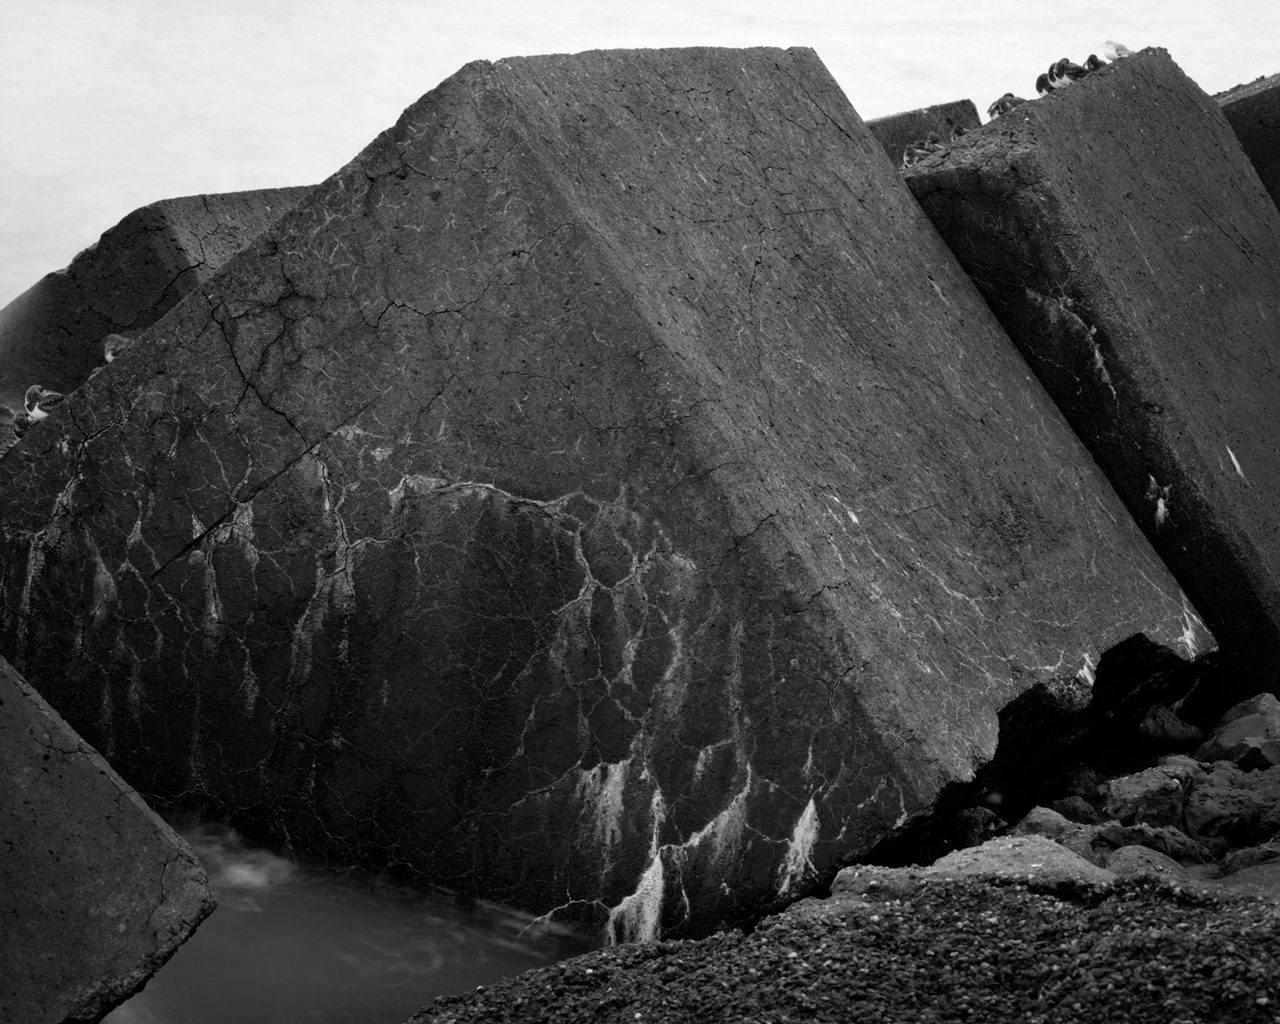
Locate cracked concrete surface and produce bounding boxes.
[0,186,313,413]
[0,656,214,1024]
[906,49,1280,698]
[0,47,1212,939]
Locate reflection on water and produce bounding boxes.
[104,823,589,1024]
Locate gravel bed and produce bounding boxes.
[409,878,1280,1023]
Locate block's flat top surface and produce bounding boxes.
[1217,71,1280,105]
[0,658,213,1023]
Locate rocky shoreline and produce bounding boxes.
[411,877,1280,1023]
[408,679,1280,1022]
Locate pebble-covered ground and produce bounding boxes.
[409,878,1280,1024]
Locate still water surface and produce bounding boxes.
[104,823,590,1024]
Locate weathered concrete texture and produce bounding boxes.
[1218,72,1280,209]
[0,186,311,412]
[0,657,214,1024]
[865,99,980,165]
[906,49,1280,697]
[0,47,1211,939]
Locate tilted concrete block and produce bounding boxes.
[0,47,1210,939]
[1218,72,1280,210]
[906,48,1280,698]
[0,658,213,1024]
[0,186,311,412]
[865,98,980,165]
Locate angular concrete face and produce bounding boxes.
[0,658,214,1024]
[1218,72,1280,210]
[865,99,980,165]
[0,186,311,412]
[906,49,1280,695]
[0,47,1210,938]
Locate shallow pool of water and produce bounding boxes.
[103,823,590,1024]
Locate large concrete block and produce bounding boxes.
[865,99,980,165]
[0,657,214,1024]
[1218,72,1280,210]
[0,186,311,412]
[906,49,1280,697]
[0,47,1210,939]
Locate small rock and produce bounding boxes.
[1183,761,1280,843]
[1095,821,1217,864]
[1137,704,1204,746]
[1049,795,1105,825]
[1155,753,1209,779]
[1216,692,1280,729]
[1010,806,1077,841]
[941,806,1002,848]
[1195,692,1280,769]
[928,834,1116,892]
[1104,764,1191,827]
[1104,844,1189,881]
[1010,806,1110,866]
[1220,842,1280,876]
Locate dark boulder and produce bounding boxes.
[0,46,1210,938]
[0,186,311,412]
[1196,692,1280,769]
[1183,761,1280,845]
[0,657,213,1024]
[905,49,1280,703]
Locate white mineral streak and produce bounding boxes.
[776,797,820,895]
[607,788,667,944]
[1145,475,1171,529]
[286,455,359,687]
[1078,653,1097,686]
[608,851,665,945]
[127,512,145,549]
[824,492,861,528]
[240,657,260,717]
[1087,326,1118,401]
[688,769,752,865]
[88,539,118,626]
[212,501,259,570]
[692,741,730,782]
[388,473,450,514]
[15,474,78,661]
[316,457,357,612]
[1227,445,1246,479]
[331,424,371,443]
[1034,650,1068,674]
[575,760,629,851]
[1179,594,1212,658]
[849,775,911,830]
[201,554,225,649]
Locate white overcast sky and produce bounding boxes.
[2,0,1277,308]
